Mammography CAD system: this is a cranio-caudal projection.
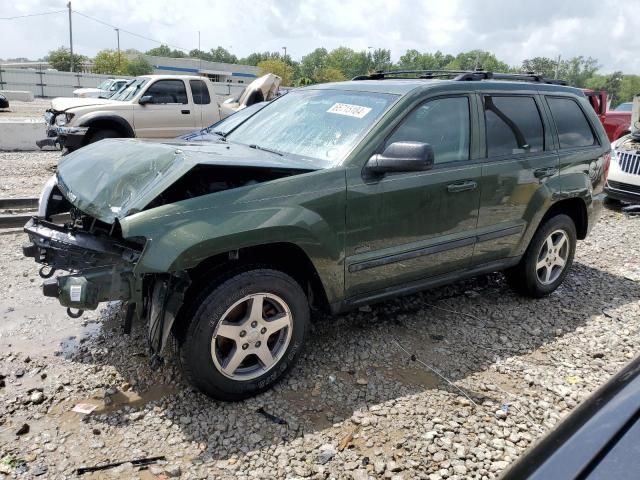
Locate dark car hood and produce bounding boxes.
[56,138,321,224]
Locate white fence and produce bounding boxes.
[0,67,245,99]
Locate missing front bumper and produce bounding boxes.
[23,217,141,310]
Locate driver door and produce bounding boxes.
[345,95,482,298]
[133,79,197,138]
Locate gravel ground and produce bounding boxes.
[0,152,58,198]
[0,100,50,120]
[0,151,639,479]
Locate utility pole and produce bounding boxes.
[115,28,120,71]
[67,2,74,72]
[554,54,561,79]
[282,46,287,63]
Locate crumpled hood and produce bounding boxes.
[56,138,321,224]
[50,96,120,112]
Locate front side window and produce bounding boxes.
[547,97,597,149]
[387,96,470,164]
[144,80,188,104]
[485,96,544,157]
[226,89,397,166]
[190,80,211,105]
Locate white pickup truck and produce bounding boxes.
[41,75,223,152]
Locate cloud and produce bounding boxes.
[1,0,639,73]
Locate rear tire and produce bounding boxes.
[177,269,309,401]
[506,214,576,298]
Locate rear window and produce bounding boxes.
[547,97,597,149]
[190,80,211,105]
[484,96,544,157]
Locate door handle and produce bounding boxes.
[181,110,190,114]
[534,167,558,179]
[447,181,477,193]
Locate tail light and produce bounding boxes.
[603,151,612,182]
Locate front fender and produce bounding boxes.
[120,168,347,304]
[76,112,135,137]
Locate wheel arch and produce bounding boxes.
[186,241,333,313]
[79,115,135,141]
[541,197,589,240]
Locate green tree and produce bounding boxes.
[370,48,392,71]
[446,50,509,72]
[314,67,346,83]
[521,57,560,78]
[327,47,370,79]
[45,47,85,72]
[127,56,153,76]
[257,59,294,86]
[585,71,623,105]
[397,50,454,70]
[240,52,282,66]
[561,56,600,87]
[299,48,329,80]
[145,45,186,58]
[93,49,128,75]
[619,75,640,105]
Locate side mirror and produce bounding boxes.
[139,95,153,105]
[366,141,434,174]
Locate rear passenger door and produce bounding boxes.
[473,93,559,266]
[133,79,197,138]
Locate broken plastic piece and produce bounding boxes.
[76,456,166,475]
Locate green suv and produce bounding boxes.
[24,71,610,400]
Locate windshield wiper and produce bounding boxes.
[248,144,283,156]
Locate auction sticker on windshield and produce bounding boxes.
[327,103,372,118]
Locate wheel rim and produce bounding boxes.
[211,293,293,381]
[536,229,570,285]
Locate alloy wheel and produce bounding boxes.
[536,229,570,285]
[210,293,293,381]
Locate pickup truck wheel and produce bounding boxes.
[86,128,120,144]
[506,214,576,298]
[178,269,309,401]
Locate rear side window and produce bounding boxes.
[190,80,211,105]
[144,80,188,104]
[484,96,544,157]
[387,96,470,164]
[547,97,597,149]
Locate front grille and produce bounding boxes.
[617,150,640,175]
[608,180,640,195]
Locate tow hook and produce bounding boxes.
[67,308,84,318]
[39,265,56,278]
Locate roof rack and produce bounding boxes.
[352,69,567,85]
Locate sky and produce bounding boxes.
[2,0,640,74]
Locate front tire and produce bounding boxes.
[178,269,309,401]
[506,214,576,298]
[86,128,120,145]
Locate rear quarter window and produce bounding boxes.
[546,97,597,149]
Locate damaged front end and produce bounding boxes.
[23,188,191,367]
[23,138,319,367]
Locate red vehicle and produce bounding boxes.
[582,89,631,142]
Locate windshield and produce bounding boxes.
[225,89,397,164]
[97,80,113,90]
[110,78,149,101]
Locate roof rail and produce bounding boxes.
[352,69,567,85]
